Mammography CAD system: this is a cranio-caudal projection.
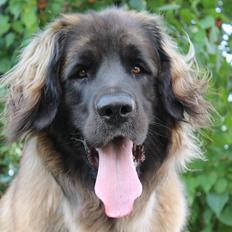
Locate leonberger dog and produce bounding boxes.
[0,8,209,232]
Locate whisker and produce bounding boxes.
[149,118,172,131]
[147,126,169,138]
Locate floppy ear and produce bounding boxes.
[144,16,209,126]
[2,21,67,141]
[162,38,210,127]
[143,18,184,121]
[156,52,184,121]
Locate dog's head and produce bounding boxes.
[3,9,209,218]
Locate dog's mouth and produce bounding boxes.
[85,136,145,218]
[86,138,145,168]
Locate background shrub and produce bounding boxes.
[0,0,231,231]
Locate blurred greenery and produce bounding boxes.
[0,0,231,231]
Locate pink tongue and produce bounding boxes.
[95,139,142,218]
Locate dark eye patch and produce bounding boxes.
[64,50,100,81]
[130,59,151,75]
[65,63,90,81]
[121,44,152,76]
[70,65,89,79]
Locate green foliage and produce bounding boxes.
[0,0,231,231]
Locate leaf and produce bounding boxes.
[214,178,228,194]
[185,176,199,194]
[0,58,11,73]
[206,192,229,217]
[48,0,65,15]
[0,0,7,6]
[5,33,15,48]
[205,36,217,54]
[22,6,38,32]
[193,28,206,44]
[179,8,195,23]
[202,225,213,232]
[0,15,10,35]
[219,205,232,226]
[129,0,146,11]
[209,26,220,43]
[158,4,180,12]
[9,1,22,19]
[203,209,213,224]
[202,0,217,8]
[12,21,24,33]
[197,172,217,193]
[146,0,162,11]
[200,16,214,29]
[222,0,232,18]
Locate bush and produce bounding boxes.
[0,0,231,231]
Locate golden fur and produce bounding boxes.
[0,9,209,232]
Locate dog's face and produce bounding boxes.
[53,12,183,148]
[63,27,155,148]
[5,9,207,218]
[48,11,185,217]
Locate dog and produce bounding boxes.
[0,8,209,232]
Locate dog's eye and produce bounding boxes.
[76,66,88,79]
[131,66,141,76]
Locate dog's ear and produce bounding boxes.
[2,21,68,141]
[156,52,185,121]
[143,18,184,121]
[31,31,65,131]
[162,39,210,127]
[144,17,209,126]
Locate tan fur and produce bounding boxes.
[0,9,209,232]
[0,136,188,232]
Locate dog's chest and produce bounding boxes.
[62,192,156,232]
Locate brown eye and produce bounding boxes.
[77,66,88,79]
[131,66,141,76]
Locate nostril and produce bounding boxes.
[102,107,113,117]
[120,105,132,116]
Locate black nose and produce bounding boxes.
[96,94,135,122]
